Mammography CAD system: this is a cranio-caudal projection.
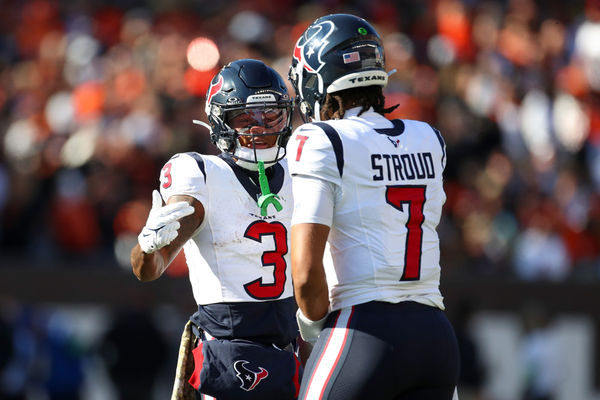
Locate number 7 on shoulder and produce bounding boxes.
[295,135,309,161]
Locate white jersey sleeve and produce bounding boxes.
[159,152,208,206]
[286,123,343,187]
[291,174,336,227]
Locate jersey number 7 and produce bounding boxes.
[385,185,426,281]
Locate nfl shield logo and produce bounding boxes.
[343,51,360,63]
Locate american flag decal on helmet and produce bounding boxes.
[343,51,360,63]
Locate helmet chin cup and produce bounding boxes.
[233,146,282,171]
[235,159,276,171]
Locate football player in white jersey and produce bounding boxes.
[287,14,460,400]
[131,59,302,400]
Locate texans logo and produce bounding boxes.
[206,75,223,105]
[234,360,269,391]
[293,20,335,73]
[387,136,400,147]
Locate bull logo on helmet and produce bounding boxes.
[234,360,269,391]
[293,20,335,73]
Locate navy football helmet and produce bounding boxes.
[289,14,388,122]
[202,59,293,170]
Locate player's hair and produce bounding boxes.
[320,86,399,120]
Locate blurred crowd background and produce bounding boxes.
[1,0,600,399]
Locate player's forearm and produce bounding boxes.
[291,223,331,320]
[131,244,167,281]
[294,274,329,320]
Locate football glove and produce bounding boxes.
[138,190,195,254]
[296,309,328,345]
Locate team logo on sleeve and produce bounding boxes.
[234,360,269,391]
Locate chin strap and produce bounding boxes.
[256,161,282,216]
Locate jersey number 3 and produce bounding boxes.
[243,221,288,300]
[385,185,426,281]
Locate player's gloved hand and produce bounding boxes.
[296,309,328,345]
[138,190,195,254]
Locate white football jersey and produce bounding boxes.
[159,152,294,305]
[287,108,447,311]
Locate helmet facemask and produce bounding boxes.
[225,103,292,171]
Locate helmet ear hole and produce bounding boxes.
[304,75,317,91]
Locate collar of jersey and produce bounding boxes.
[342,106,374,119]
[340,106,401,134]
[218,153,285,202]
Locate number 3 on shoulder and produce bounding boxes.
[161,163,173,189]
[295,135,309,161]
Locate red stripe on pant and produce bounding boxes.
[293,353,302,398]
[302,307,354,400]
[188,341,204,390]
